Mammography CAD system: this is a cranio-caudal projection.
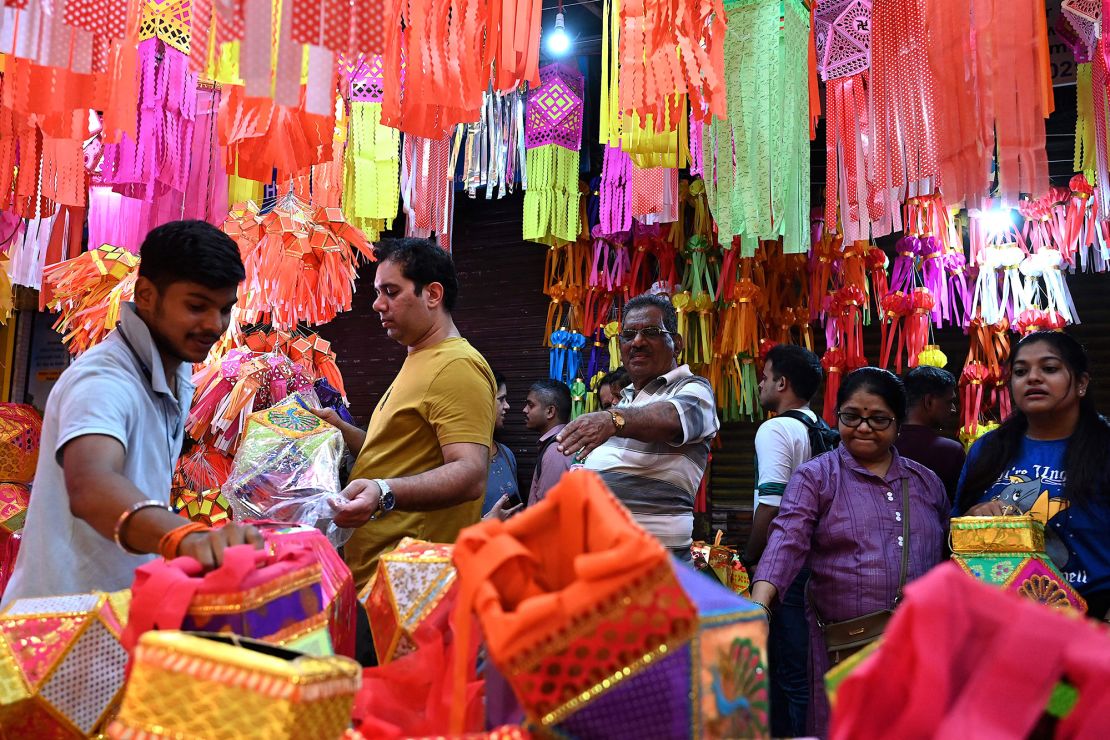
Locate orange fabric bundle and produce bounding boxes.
[223,198,375,330]
[450,470,687,733]
[616,0,728,127]
[903,287,935,370]
[40,245,139,355]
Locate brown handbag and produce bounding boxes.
[811,479,910,667]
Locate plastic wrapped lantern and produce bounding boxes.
[223,395,348,547]
[0,591,131,736]
[0,404,42,484]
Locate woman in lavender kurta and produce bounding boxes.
[750,368,949,737]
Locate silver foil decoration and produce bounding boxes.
[459,84,529,199]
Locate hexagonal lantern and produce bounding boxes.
[0,591,131,737]
[360,538,457,664]
[0,404,42,485]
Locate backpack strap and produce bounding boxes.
[533,435,559,486]
[778,408,818,428]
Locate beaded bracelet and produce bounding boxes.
[114,500,174,555]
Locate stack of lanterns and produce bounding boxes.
[0,404,41,597]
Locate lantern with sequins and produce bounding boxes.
[0,591,131,737]
[361,538,458,664]
[951,516,1087,613]
[0,404,42,484]
[265,524,358,659]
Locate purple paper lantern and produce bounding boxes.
[814,0,871,82]
[525,62,584,152]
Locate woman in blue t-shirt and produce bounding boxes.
[956,331,1110,620]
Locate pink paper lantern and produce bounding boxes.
[526,62,584,152]
[814,0,872,81]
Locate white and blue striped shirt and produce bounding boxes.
[585,364,720,548]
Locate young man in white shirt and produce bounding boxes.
[746,343,827,738]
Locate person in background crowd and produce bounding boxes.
[523,379,573,506]
[4,221,263,606]
[482,370,520,517]
[751,368,948,736]
[310,238,495,592]
[596,366,631,410]
[957,331,1110,621]
[745,343,826,738]
[557,293,720,562]
[896,365,965,502]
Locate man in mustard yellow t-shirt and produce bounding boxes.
[312,238,495,590]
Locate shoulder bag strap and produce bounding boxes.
[896,478,910,605]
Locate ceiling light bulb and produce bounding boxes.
[546,11,572,56]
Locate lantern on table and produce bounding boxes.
[0,591,131,737]
[0,404,41,484]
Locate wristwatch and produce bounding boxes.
[370,479,395,520]
[609,410,626,436]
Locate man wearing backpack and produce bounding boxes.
[746,343,830,738]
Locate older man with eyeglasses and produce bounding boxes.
[556,293,720,561]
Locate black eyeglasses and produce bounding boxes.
[837,412,895,431]
[619,326,674,343]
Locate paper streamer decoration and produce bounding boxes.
[222,196,374,330]
[39,244,138,355]
[704,0,811,255]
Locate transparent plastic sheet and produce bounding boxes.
[223,392,351,548]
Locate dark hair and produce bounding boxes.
[623,293,678,334]
[598,367,630,392]
[904,366,957,407]
[529,379,571,424]
[836,367,907,424]
[958,331,1110,511]
[138,220,245,290]
[373,237,459,312]
[493,370,506,389]
[765,344,823,401]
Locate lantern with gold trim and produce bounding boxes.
[0,591,131,737]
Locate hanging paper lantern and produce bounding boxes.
[40,245,139,355]
[917,345,948,368]
[523,63,584,246]
[342,55,402,242]
[171,488,232,527]
[186,350,316,455]
[223,199,375,330]
[815,0,872,81]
